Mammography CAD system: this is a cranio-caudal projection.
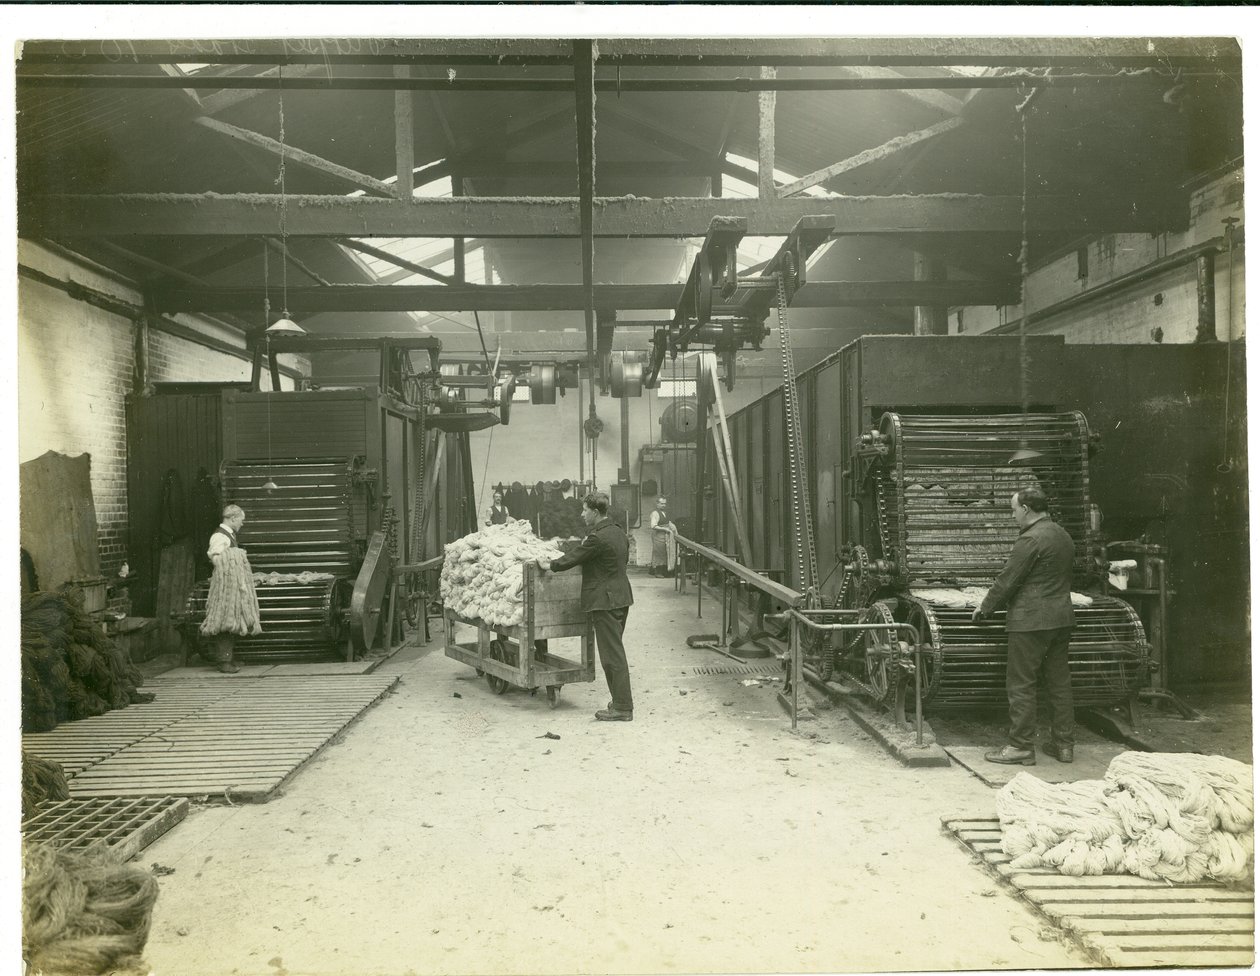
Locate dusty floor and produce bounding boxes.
[139,574,1123,975]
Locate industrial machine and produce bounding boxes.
[149,335,480,662]
[837,410,1149,707]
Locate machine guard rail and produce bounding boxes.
[673,531,926,740]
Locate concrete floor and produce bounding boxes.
[134,573,1102,975]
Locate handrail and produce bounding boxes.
[671,531,803,607]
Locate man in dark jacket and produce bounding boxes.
[973,486,1076,766]
[537,491,635,721]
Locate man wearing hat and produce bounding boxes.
[648,496,677,578]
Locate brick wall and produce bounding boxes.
[17,242,277,601]
[957,167,1245,342]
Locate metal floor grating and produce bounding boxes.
[692,665,782,676]
[943,817,1255,968]
[24,796,190,862]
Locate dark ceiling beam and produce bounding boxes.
[778,117,966,197]
[147,279,1018,313]
[21,37,1238,67]
[26,193,1182,238]
[193,116,397,197]
[18,71,1233,93]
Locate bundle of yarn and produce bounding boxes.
[199,548,262,637]
[997,752,1253,884]
[440,520,563,628]
[23,841,160,975]
[22,752,70,819]
[22,591,151,733]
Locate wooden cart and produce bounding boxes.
[443,564,595,708]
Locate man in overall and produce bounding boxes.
[537,491,635,721]
[973,485,1076,765]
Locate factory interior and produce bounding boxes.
[12,23,1256,976]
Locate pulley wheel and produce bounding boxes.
[610,359,644,398]
[497,379,515,425]
[529,364,557,405]
[859,601,898,703]
[693,252,714,327]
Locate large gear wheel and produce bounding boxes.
[858,600,899,703]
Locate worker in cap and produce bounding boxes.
[648,496,677,578]
[973,485,1076,766]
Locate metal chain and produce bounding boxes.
[775,269,818,591]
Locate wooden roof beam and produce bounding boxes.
[193,116,397,197]
[21,37,1239,68]
[148,279,1019,314]
[25,193,1184,238]
[778,117,965,198]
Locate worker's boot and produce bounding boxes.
[1041,741,1074,763]
[215,635,240,674]
[984,744,1035,766]
[595,708,633,722]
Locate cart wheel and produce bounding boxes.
[546,686,560,709]
[485,639,510,695]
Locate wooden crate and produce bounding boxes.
[444,564,595,695]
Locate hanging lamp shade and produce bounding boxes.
[260,478,280,492]
[1007,444,1045,466]
[266,314,305,337]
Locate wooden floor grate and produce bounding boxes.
[23,675,399,803]
[943,817,1256,968]
[692,665,782,676]
[24,796,189,862]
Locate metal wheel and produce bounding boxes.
[546,686,560,709]
[901,597,945,705]
[859,600,898,703]
[485,638,512,695]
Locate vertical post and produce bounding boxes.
[619,393,630,482]
[789,615,800,731]
[758,66,776,200]
[913,252,949,336]
[394,66,414,200]
[1195,251,1217,342]
[452,173,466,284]
[577,372,585,485]
[574,39,598,491]
[696,551,703,618]
[711,161,723,198]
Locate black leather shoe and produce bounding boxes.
[595,708,633,722]
[216,661,241,674]
[984,745,1035,766]
[1042,742,1074,763]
